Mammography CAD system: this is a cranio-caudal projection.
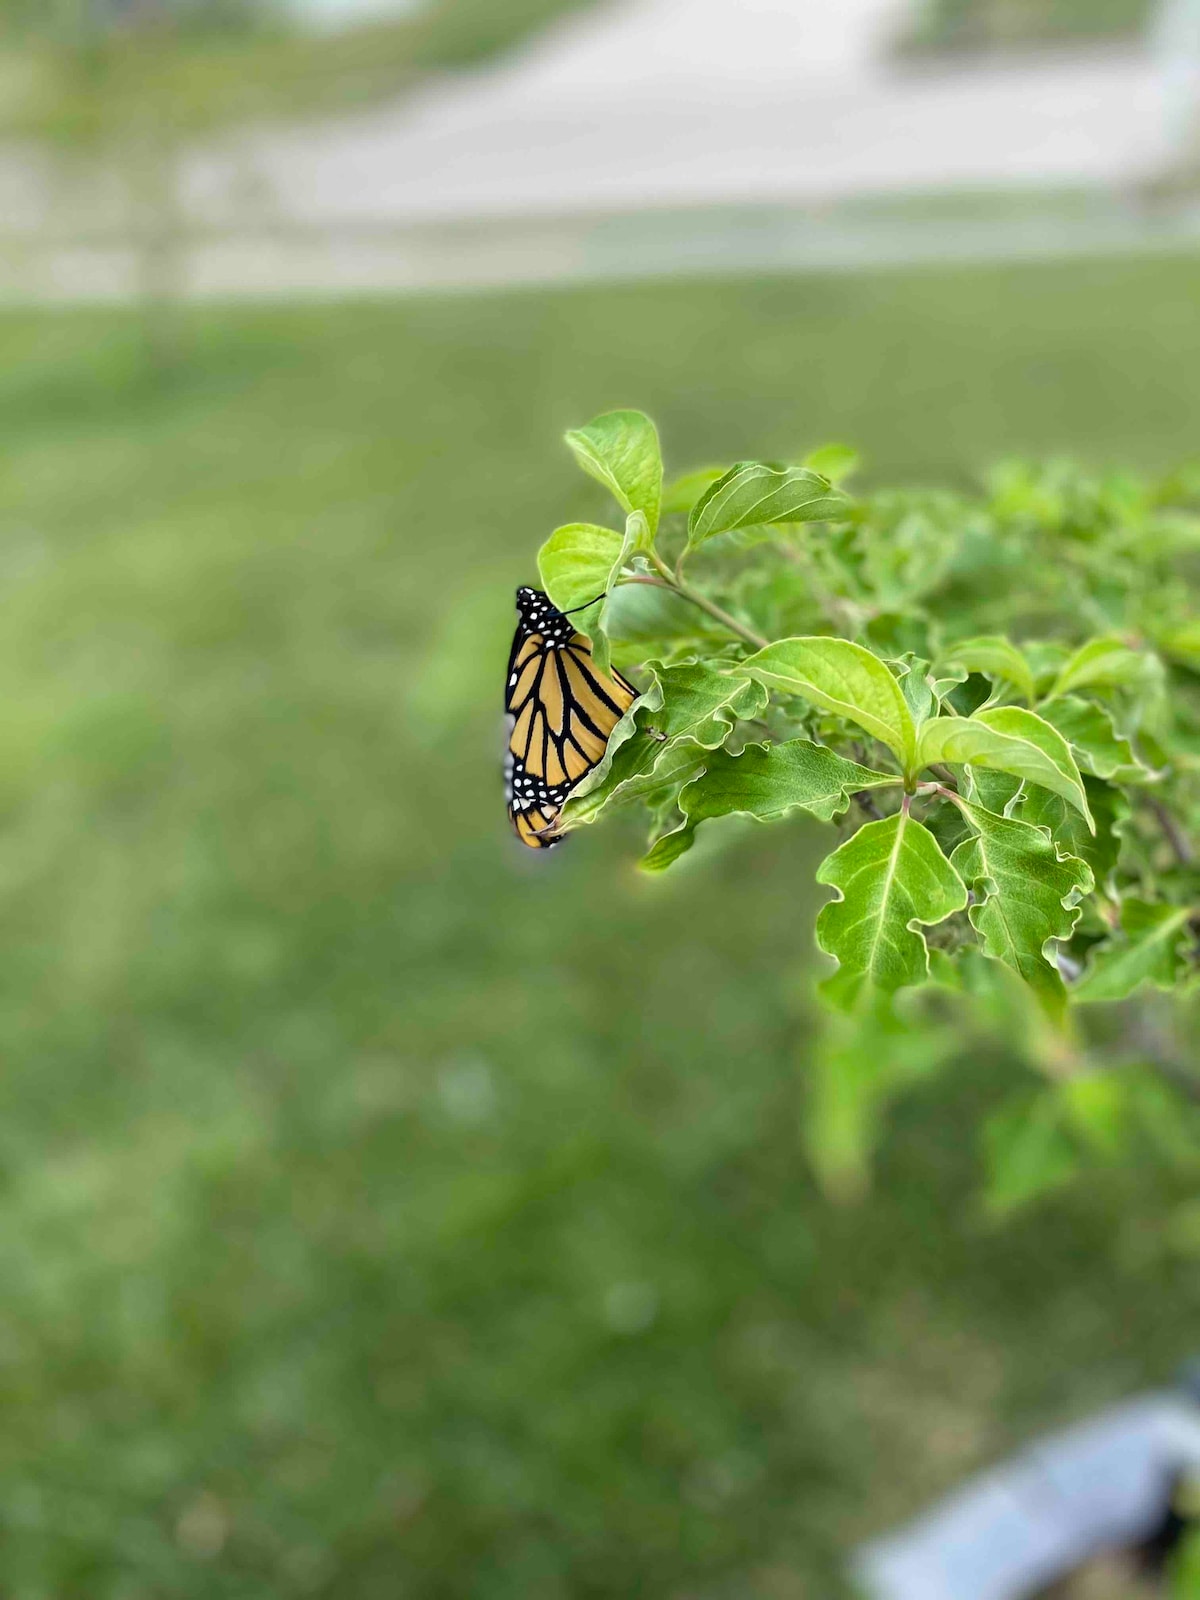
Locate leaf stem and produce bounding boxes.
[1152,1059,1200,1104]
[931,784,963,809]
[1147,795,1193,867]
[853,790,885,820]
[630,556,770,651]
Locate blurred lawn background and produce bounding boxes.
[0,253,1199,1596]
[0,0,607,128]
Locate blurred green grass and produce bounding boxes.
[0,0,604,141]
[1,255,1199,1597]
[902,0,1154,52]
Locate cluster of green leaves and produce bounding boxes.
[535,409,1200,1202]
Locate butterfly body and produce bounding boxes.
[504,586,637,848]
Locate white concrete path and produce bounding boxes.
[182,0,1177,226]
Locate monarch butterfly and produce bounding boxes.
[504,586,637,848]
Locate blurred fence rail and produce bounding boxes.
[6,193,1200,302]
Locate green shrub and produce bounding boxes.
[534,412,1200,1206]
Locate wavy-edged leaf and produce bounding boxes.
[597,744,711,847]
[661,466,726,516]
[938,636,1035,706]
[949,796,1093,1017]
[1073,898,1195,1003]
[558,661,765,829]
[641,739,896,872]
[1036,695,1150,783]
[976,707,1095,828]
[1050,635,1149,698]
[815,808,967,1010]
[1020,776,1129,889]
[564,409,662,538]
[688,462,850,552]
[918,709,1093,830]
[964,768,1022,815]
[739,637,916,770]
[801,443,860,486]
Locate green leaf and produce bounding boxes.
[619,741,712,829]
[557,661,765,829]
[1159,621,1200,674]
[815,807,967,1009]
[988,1069,1200,1204]
[801,443,860,486]
[537,521,625,611]
[1129,1071,1200,1170]
[964,768,1022,815]
[983,1093,1080,1215]
[537,520,632,676]
[937,636,1035,706]
[688,462,850,552]
[889,654,944,729]
[739,637,916,771]
[1036,695,1150,783]
[602,582,719,664]
[918,709,1093,830]
[1073,897,1195,1003]
[1050,634,1148,697]
[564,409,663,538]
[660,466,726,516]
[1019,775,1129,889]
[949,796,1093,1017]
[1059,1072,1133,1158]
[805,994,958,1200]
[641,740,896,872]
[1022,640,1070,696]
[978,707,1096,829]
[623,510,651,550]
